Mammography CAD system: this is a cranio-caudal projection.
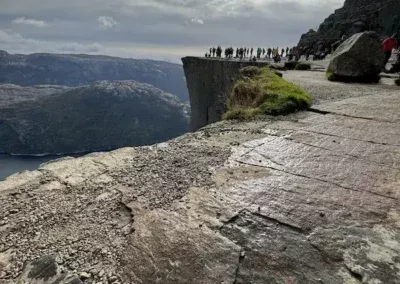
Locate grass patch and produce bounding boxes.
[395,78,400,86]
[326,70,336,81]
[284,61,299,70]
[224,67,313,120]
[295,63,311,70]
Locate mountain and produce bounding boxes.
[0,84,72,108]
[298,0,400,53]
[0,81,189,155]
[0,50,189,101]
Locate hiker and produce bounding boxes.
[247,49,250,56]
[286,47,289,57]
[212,47,216,57]
[383,33,398,66]
[209,48,212,56]
[257,47,262,59]
[267,48,272,59]
[250,48,253,57]
[262,48,265,56]
[216,46,222,57]
[281,48,284,57]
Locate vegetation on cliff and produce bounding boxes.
[224,67,312,120]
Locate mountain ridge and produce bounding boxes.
[0,50,189,101]
[0,80,189,155]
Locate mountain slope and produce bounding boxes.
[0,84,73,108]
[0,50,189,101]
[0,81,189,155]
[298,0,400,53]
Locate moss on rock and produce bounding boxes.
[224,67,313,120]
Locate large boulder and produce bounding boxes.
[327,32,385,82]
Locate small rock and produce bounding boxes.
[80,272,91,279]
[98,269,105,277]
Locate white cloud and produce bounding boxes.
[11,17,48,28]
[190,17,204,25]
[0,29,104,54]
[98,16,118,29]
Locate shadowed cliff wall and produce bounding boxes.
[182,57,269,131]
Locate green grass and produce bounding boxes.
[326,70,336,81]
[224,67,313,120]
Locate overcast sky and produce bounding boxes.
[0,0,344,63]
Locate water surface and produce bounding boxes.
[0,154,70,181]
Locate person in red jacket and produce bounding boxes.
[383,33,398,66]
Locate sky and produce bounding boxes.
[0,0,345,63]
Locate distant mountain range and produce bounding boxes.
[0,50,189,101]
[0,81,189,155]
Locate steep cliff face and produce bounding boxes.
[182,57,269,131]
[298,0,400,52]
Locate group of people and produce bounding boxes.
[204,33,399,69]
[205,46,295,62]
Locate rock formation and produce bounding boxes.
[182,57,269,131]
[1,69,400,282]
[0,81,189,155]
[327,32,385,82]
[0,51,189,101]
[298,0,400,53]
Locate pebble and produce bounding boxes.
[98,269,105,277]
[80,272,91,279]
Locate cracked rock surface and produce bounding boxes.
[1,71,400,283]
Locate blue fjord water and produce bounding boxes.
[0,154,65,181]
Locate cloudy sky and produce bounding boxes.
[0,0,344,63]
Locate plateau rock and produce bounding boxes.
[0,81,189,155]
[1,71,400,283]
[0,51,189,101]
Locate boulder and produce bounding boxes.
[327,32,385,82]
[297,0,400,54]
[16,255,83,284]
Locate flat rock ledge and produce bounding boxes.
[1,76,400,283]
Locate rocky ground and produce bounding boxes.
[1,71,400,284]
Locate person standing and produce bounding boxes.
[383,33,398,66]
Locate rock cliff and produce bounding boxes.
[1,71,400,284]
[298,0,400,53]
[0,51,189,101]
[182,57,269,131]
[0,81,188,155]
